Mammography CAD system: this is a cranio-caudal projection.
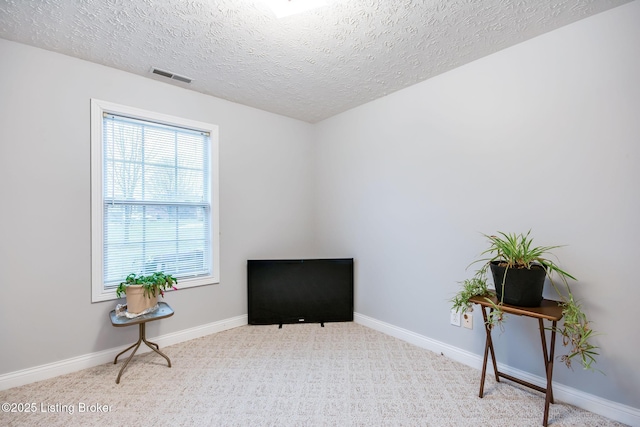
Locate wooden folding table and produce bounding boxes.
[469,294,564,427]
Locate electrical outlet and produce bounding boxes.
[450,310,461,327]
[463,311,473,329]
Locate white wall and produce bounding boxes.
[0,39,316,374]
[314,0,640,410]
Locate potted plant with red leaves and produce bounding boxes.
[116,272,178,315]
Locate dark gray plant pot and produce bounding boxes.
[490,261,546,307]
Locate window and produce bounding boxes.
[91,99,219,302]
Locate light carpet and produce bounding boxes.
[0,322,626,426]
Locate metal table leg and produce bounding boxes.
[114,323,171,384]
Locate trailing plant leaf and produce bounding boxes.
[484,297,506,332]
[557,295,600,371]
[451,276,489,314]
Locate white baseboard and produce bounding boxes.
[0,314,247,391]
[354,312,640,427]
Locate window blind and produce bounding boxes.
[102,113,211,286]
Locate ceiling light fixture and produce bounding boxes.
[260,0,328,19]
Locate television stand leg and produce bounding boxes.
[321,322,325,327]
[278,324,283,329]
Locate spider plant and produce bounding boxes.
[452,231,599,371]
[475,230,575,285]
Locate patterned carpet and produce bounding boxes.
[0,322,626,426]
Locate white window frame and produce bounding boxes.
[91,99,220,302]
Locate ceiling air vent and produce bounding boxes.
[151,67,193,84]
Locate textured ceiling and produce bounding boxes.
[0,0,631,123]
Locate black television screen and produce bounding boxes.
[247,258,354,326]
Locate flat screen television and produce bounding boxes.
[247,258,354,326]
